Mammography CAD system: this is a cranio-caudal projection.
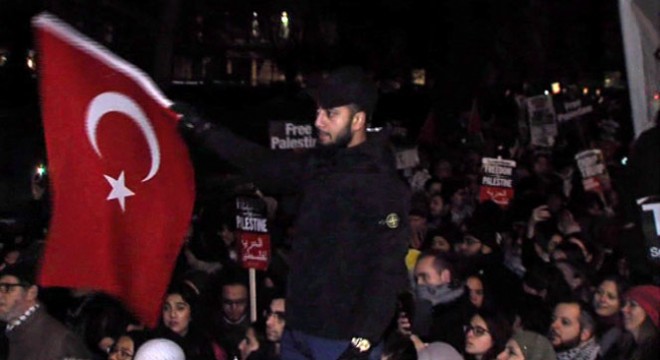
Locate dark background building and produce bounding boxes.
[0,0,628,213]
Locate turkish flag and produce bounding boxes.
[33,13,195,327]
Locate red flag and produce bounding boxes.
[33,13,195,327]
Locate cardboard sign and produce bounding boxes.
[479,157,516,207]
[526,95,558,147]
[236,196,270,270]
[395,147,420,170]
[269,121,316,150]
[638,196,660,264]
[575,149,610,192]
[556,98,593,123]
[238,232,271,270]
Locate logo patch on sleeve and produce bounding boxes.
[385,213,400,229]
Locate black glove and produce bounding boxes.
[170,102,214,139]
[337,338,372,360]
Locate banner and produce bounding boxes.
[236,196,270,270]
[637,196,660,264]
[269,120,316,150]
[34,13,195,327]
[575,149,610,192]
[526,94,558,147]
[479,157,516,207]
[556,98,594,123]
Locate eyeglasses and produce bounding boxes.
[0,283,25,294]
[222,298,247,306]
[464,324,489,337]
[265,309,286,321]
[106,346,133,359]
[461,236,481,246]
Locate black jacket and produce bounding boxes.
[197,126,410,343]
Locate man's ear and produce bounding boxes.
[26,285,39,302]
[579,327,592,342]
[440,269,451,284]
[351,111,366,130]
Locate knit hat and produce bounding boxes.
[134,339,185,360]
[512,330,557,360]
[624,285,660,328]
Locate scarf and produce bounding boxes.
[5,303,40,333]
[556,338,600,360]
[416,283,465,307]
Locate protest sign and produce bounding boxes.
[235,196,270,270]
[637,196,660,264]
[479,157,516,207]
[556,98,594,123]
[575,149,610,193]
[269,120,316,150]
[526,94,558,147]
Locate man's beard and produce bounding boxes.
[318,121,353,150]
[550,331,582,352]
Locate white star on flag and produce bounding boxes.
[104,171,135,212]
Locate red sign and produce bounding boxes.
[238,232,271,270]
[479,158,516,207]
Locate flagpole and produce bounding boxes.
[249,268,257,323]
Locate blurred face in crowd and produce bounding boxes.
[429,195,445,217]
[533,156,551,175]
[458,235,483,257]
[465,314,494,357]
[430,235,451,253]
[496,339,525,360]
[108,335,135,360]
[433,160,453,180]
[548,303,583,350]
[0,275,36,323]
[315,105,364,148]
[265,298,286,342]
[593,280,621,317]
[467,276,485,308]
[451,188,468,208]
[220,224,235,246]
[621,299,646,333]
[3,250,20,266]
[238,326,260,360]
[414,256,448,287]
[222,284,248,323]
[163,293,192,336]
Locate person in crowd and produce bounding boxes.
[158,281,224,360]
[605,285,660,360]
[107,330,151,360]
[496,330,556,360]
[134,338,185,360]
[176,65,411,359]
[553,260,592,303]
[264,296,286,358]
[422,227,457,254]
[427,192,449,230]
[64,288,139,359]
[380,333,418,360]
[398,251,469,351]
[213,273,250,359]
[464,309,511,360]
[511,293,552,335]
[0,264,92,359]
[591,275,627,357]
[237,322,275,360]
[547,299,600,360]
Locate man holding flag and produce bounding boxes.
[175,66,411,360]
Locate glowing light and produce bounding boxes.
[551,82,561,94]
[36,164,46,176]
[26,50,36,71]
[0,54,6,66]
[281,11,289,27]
[583,87,589,95]
[544,90,550,96]
[653,93,660,101]
[412,69,426,86]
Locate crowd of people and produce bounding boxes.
[0,66,659,360]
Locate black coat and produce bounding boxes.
[198,127,411,343]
